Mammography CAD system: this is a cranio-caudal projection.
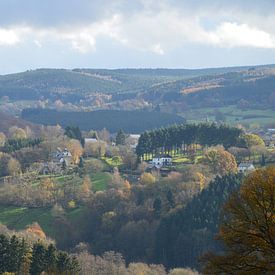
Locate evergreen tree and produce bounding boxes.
[116,129,126,145]
[30,243,47,275]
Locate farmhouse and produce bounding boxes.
[53,148,72,166]
[151,154,172,168]
[238,162,255,173]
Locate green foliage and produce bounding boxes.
[0,234,78,274]
[242,133,265,148]
[136,123,243,157]
[116,129,126,145]
[1,138,42,153]
[155,174,243,269]
[65,126,84,146]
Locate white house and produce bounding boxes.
[151,154,172,168]
[238,162,255,173]
[53,148,72,166]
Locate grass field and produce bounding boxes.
[0,205,87,239]
[181,105,275,126]
[0,206,54,234]
[90,172,112,191]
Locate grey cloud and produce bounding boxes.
[1,0,274,28]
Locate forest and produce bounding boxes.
[0,119,274,274]
[21,108,184,133]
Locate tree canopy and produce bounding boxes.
[202,166,275,274]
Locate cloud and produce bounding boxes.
[0,28,20,45]
[210,22,275,48]
[1,5,275,55]
[1,0,275,74]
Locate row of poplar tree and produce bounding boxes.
[136,123,243,158]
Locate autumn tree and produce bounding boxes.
[66,139,83,164]
[0,132,6,146]
[140,172,156,185]
[201,147,237,176]
[84,141,106,157]
[9,126,27,139]
[242,133,265,148]
[7,157,21,176]
[202,166,275,274]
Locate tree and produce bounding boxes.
[7,158,21,176]
[242,133,265,148]
[84,141,106,157]
[66,139,83,164]
[0,132,6,147]
[201,147,237,176]
[98,128,110,142]
[9,127,27,139]
[202,167,275,274]
[65,126,84,146]
[116,129,126,145]
[140,172,156,185]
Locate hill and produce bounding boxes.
[0,65,269,101]
[1,65,275,127]
[0,112,40,136]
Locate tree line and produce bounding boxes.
[136,123,243,158]
[21,108,184,133]
[0,234,79,274]
[1,138,42,153]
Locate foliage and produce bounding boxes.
[0,233,79,274]
[242,133,265,148]
[140,172,156,185]
[136,123,242,158]
[116,129,126,145]
[1,138,42,153]
[65,126,85,146]
[202,167,275,274]
[201,147,237,176]
[22,108,184,133]
[155,174,243,269]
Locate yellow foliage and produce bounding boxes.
[203,166,275,274]
[68,200,76,209]
[140,172,156,185]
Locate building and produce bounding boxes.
[238,162,255,173]
[53,148,72,166]
[151,154,172,169]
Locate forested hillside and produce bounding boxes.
[1,65,275,128]
[21,109,184,133]
[0,112,40,136]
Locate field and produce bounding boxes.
[181,105,275,127]
[0,162,112,238]
[90,172,112,191]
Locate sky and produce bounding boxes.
[1,0,275,74]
